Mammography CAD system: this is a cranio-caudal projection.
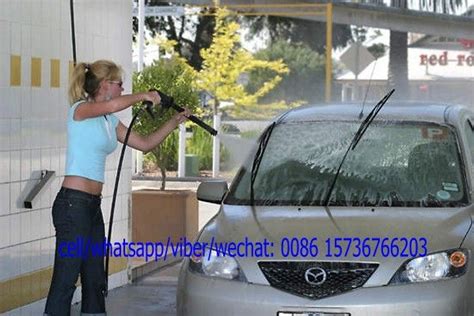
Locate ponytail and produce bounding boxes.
[68,60,123,104]
[68,62,88,103]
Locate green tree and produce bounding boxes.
[367,43,387,59]
[350,26,386,60]
[195,7,289,115]
[133,1,216,70]
[133,54,200,190]
[134,3,351,70]
[246,41,327,105]
[242,16,352,54]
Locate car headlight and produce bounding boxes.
[189,247,247,281]
[390,249,468,284]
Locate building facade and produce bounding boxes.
[337,39,474,106]
[0,0,133,313]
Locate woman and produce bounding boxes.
[44,60,190,315]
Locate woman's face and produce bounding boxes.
[105,79,124,98]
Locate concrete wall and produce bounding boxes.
[0,0,133,313]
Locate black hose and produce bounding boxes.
[104,107,145,296]
[70,0,77,65]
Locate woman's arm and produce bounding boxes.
[116,110,190,153]
[74,91,160,121]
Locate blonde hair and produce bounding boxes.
[68,60,123,103]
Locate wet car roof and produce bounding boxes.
[279,101,471,125]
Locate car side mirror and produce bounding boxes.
[197,180,228,204]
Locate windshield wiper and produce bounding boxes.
[250,122,276,206]
[323,89,395,207]
[351,89,395,150]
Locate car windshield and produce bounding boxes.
[225,120,468,207]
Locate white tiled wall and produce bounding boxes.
[0,0,133,313]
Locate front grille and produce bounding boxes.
[259,261,378,300]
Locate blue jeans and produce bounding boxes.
[44,187,106,315]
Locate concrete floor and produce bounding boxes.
[72,262,182,316]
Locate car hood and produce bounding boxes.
[199,204,473,286]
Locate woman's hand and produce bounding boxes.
[173,108,191,125]
[143,90,161,105]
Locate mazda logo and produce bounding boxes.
[304,267,327,286]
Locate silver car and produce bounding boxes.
[177,102,473,316]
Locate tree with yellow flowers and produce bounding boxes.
[195,7,289,115]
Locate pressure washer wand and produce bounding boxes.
[171,102,218,136]
[144,90,218,136]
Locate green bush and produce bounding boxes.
[187,123,230,170]
[133,56,199,188]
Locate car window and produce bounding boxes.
[226,120,468,207]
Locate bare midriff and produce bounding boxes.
[62,176,103,196]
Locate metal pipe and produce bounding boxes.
[325,2,333,103]
[138,0,145,71]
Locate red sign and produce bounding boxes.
[420,51,474,66]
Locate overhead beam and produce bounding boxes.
[170,1,474,38]
[329,2,473,39]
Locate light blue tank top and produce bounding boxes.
[65,100,119,183]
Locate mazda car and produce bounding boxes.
[177,100,473,316]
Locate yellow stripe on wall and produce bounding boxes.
[10,55,21,86]
[0,267,52,313]
[0,257,127,313]
[31,57,42,87]
[50,59,60,88]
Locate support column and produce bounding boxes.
[178,123,186,177]
[212,114,221,178]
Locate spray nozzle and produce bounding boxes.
[156,90,175,109]
[142,89,175,120]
